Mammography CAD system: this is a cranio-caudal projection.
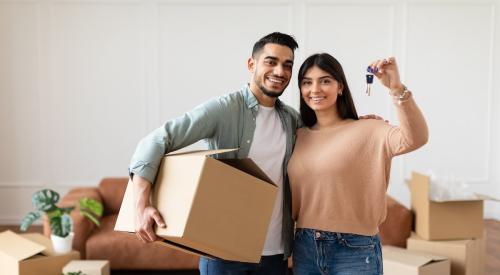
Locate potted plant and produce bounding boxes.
[20,189,103,254]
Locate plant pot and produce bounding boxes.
[51,232,74,254]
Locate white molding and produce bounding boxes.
[0,216,42,226]
[0,0,38,4]
[488,3,497,186]
[51,0,143,4]
[0,181,98,188]
[155,0,292,5]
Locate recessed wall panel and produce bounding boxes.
[158,4,292,121]
[305,4,394,118]
[405,4,492,180]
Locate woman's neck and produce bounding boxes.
[312,108,345,130]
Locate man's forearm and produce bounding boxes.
[133,175,152,212]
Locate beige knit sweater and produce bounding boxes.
[288,95,428,236]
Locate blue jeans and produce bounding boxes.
[199,254,288,275]
[293,229,383,275]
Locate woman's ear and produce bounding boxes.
[338,83,344,96]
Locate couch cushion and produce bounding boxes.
[379,196,413,248]
[86,214,200,270]
[99,178,128,215]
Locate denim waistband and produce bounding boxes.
[296,228,379,241]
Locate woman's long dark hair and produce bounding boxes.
[298,53,359,127]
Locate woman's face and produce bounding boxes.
[300,66,343,112]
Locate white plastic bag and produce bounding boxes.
[427,171,478,202]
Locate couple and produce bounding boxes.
[129,32,428,275]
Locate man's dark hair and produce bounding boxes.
[298,53,359,127]
[252,32,299,57]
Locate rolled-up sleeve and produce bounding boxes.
[129,98,223,184]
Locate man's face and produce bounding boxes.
[248,43,294,98]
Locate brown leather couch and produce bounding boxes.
[44,177,412,270]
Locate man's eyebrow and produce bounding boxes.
[263,56,279,61]
[263,56,294,65]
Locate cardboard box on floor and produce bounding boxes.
[0,230,80,275]
[63,260,110,275]
[383,245,450,275]
[407,232,485,275]
[115,149,278,263]
[410,172,498,240]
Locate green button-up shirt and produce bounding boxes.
[129,84,302,258]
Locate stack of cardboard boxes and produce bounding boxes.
[384,171,490,275]
[0,230,80,275]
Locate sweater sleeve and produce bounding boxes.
[385,92,429,157]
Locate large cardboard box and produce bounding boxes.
[0,230,80,275]
[407,233,485,275]
[383,245,450,275]
[63,260,110,275]
[409,172,496,240]
[115,149,278,263]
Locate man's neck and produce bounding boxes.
[249,83,276,107]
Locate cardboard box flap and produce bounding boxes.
[219,158,275,185]
[166,148,238,157]
[411,172,500,203]
[0,230,45,261]
[430,193,500,203]
[114,180,135,232]
[21,233,57,256]
[474,193,500,202]
[383,245,448,267]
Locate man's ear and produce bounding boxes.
[247,57,255,73]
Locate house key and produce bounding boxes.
[365,66,376,96]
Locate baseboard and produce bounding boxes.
[0,216,42,226]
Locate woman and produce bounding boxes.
[288,53,428,275]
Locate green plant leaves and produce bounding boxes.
[79,197,103,226]
[32,189,60,212]
[20,211,42,231]
[23,189,103,237]
[61,214,73,236]
[62,271,85,275]
[50,216,63,237]
[50,214,72,237]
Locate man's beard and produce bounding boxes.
[259,84,285,98]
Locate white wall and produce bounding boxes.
[1,0,499,224]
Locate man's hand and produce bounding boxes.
[359,114,389,123]
[132,175,166,243]
[136,205,166,243]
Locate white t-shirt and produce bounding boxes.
[247,104,286,256]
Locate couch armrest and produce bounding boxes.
[43,187,102,258]
[379,195,413,248]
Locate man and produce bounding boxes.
[129,32,301,274]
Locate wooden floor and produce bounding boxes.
[2,220,500,274]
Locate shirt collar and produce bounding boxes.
[243,83,282,110]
